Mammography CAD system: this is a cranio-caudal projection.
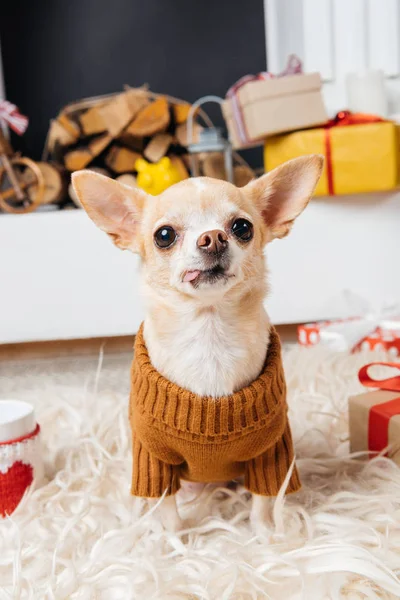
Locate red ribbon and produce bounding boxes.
[358,363,400,453]
[0,100,29,135]
[323,111,384,195]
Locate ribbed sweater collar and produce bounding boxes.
[131,324,286,442]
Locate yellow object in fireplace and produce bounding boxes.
[135,157,184,196]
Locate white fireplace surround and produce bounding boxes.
[0,1,399,343]
[1,193,398,344]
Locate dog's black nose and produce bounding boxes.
[197,229,228,254]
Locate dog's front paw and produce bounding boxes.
[150,495,183,532]
[161,508,184,533]
[250,494,274,535]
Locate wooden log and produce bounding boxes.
[57,113,80,141]
[169,156,189,180]
[126,97,170,137]
[47,120,77,151]
[144,133,173,163]
[202,153,226,180]
[175,122,202,146]
[105,146,141,173]
[68,182,79,206]
[116,173,138,188]
[97,93,136,137]
[173,102,193,124]
[124,88,151,118]
[34,162,67,204]
[64,148,93,171]
[233,165,254,187]
[79,89,149,138]
[64,134,112,171]
[117,132,144,151]
[21,162,67,205]
[88,133,113,156]
[99,90,150,137]
[79,105,106,135]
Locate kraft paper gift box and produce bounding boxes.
[349,363,400,465]
[264,113,398,196]
[223,72,327,149]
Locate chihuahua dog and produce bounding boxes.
[72,155,323,531]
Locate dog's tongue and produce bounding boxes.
[183,270,201,282]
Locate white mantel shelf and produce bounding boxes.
[0,193,399,344]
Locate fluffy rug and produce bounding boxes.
[1,344,400,600]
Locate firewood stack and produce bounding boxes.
[45,87,203,203]
[45,86,255,207]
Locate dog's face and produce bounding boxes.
[137,177,269,302]
[72,156,323,304]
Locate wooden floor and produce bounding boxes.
[0,325,298,361]
[0,335,135,361]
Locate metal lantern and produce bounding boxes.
[187,95,234,183]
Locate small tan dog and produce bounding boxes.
[72,155,323,531]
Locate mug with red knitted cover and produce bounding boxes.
[0,400,43,517]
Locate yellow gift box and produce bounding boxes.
[264,119,398,196]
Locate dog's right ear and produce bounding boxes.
[72,170,147,252]
[244,155,323,240]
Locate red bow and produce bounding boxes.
[0,100,29,135]
[359,362,400,392]
[323,111,384,195]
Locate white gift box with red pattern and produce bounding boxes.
[0,400,43,517]
[298,317,400,356]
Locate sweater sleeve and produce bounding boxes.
[131,435,181,498]
[244,421,301,496]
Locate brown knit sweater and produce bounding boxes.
[129,324,301,498]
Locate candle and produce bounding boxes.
[0,399,36,443]
[0,400,43,517]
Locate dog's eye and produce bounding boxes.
[231,218,253,242]
[154,226,177,249]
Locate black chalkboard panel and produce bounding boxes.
[0,0,266,166]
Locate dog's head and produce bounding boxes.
[72,155,323,305]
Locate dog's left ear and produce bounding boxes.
[72,170,148,252]
[244,155,324,240]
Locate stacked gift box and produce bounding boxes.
[223,57,399,196]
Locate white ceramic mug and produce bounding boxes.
[0,400,43,517]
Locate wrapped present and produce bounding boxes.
[355,327,400,355]
[349,363,400,465]
[264,111,398,196]
[298,315,400,356]
[223,55,327,149]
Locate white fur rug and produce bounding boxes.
[1,345,400,600]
